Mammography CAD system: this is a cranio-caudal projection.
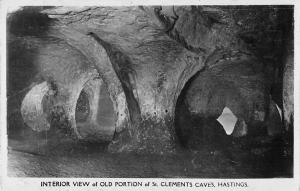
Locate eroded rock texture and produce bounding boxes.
[7,6,294,153]
[283,35,294,131]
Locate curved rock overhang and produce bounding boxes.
[21,81,50,132]
[10,35,128,144]
[41,6,209,153]
[174,54,285,148]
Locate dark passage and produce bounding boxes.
[174,62,293,177]
[75,90,90,122]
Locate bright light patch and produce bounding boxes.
[216,107,238,135]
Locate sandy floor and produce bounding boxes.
[7,126,293,178]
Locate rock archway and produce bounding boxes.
[174,52,284,149]
[42,8,207,153]
[75,77,116,142]
[14,35,127,144]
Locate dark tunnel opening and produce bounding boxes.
[174,70,230,150]
[7,6,54,37]
[174,52,293,176]
[75,90,90,123]
[75,78,116,142]
[7,38,41,140]
[7,7,54,139]
[174,49,289,150]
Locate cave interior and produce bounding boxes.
[6,5,294,178]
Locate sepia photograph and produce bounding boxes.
[1,2,298,190]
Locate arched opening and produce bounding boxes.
[75,78,116,142]
[20,81,50,132]
[174,71,230,150]
[174,57,282,150]
[75,90,90,122]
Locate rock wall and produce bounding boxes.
[283,36,294,131]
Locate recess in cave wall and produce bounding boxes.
[75,77,116,142]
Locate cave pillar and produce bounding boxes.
[106,80,179,153]
[109,53,205,153]
[135,88,177,153]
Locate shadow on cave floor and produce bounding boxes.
[7,123,293,178]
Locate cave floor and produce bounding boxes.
[7,127,293,178]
